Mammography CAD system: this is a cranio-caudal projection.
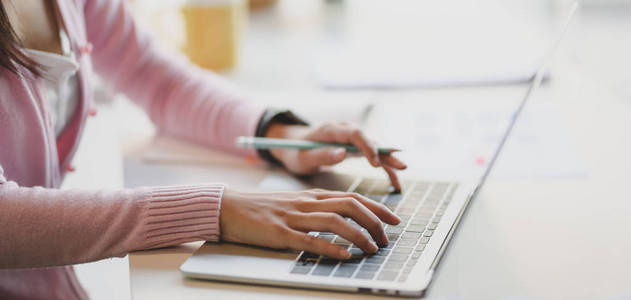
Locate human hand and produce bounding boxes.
[265,122,407,191]
[220,188,401,260]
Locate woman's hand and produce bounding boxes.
[265,122,407,191]
[220,188,401,259]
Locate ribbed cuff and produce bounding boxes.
[138,184,225,250]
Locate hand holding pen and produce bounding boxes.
[238,121,407,191]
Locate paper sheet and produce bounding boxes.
[337,97,588,180]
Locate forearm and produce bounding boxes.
[86,0,264,155]
[0,181,223,269]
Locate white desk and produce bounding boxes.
[71,1,631,299]
[122,75,631,299]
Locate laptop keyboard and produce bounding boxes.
[290,179,458,282]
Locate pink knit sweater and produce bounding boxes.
[0,0,265,298]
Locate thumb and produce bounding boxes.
[297,147,347,171]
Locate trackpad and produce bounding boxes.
[182,242,299,278]
[258,171,356,192]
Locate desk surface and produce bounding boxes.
[99,1,631,299]
[123,81,631,300]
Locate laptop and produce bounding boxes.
[180,5,578,297]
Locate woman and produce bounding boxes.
[0,0,406,299]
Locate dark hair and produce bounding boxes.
[0,2,41,75]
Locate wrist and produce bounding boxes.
[254,109,309,166]
[265,123,310,162]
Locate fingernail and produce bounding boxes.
[339,249,351,259]
[331,148,346,161]
[368,242,378,253]
[381,235,389,246]
[393,214,402,224]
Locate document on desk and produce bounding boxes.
[336,98,588,180]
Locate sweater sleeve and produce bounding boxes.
[84,0,265,155]
[0,165,224,269]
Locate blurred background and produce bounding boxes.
[101,0,631,180]
[125,0,631,96]
[73,1,631,299]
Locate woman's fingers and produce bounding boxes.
[311,191,400,225]
[313,124,380,168]
[286,212,379,254]
[380,154,407,170]
[295,147,346,173]
[296,198,388,246]
[300,122,407,191]
[283,228,351,260]
[382,164,402,192]
[347,130,381,167]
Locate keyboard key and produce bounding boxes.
[396,239,416,247]
[410,219,428,226]
[312,264,336,276]
[406,259,418,267]
[343,257,364,265]
[415,212,434,219]
[381,243,396,250]
[333,265,358,277]
[320,258,339,265]
[384,193,403,204]
[290,266,313,274]
[400,204,415,211]
[402,266,414,274]
[374,249,390,256]
[355,271,376,280]
[360,264,380,272]
[343,251,365,264]
[349,248,364,256]
[428,223,438,230]
[415,244,426,252]
[377,271,399,281]
[298,252,319,261]
[296,259,317,267]
[393,247,413,255]
[388,254,409,262]
[383,260,405,269]
[423,230,434,237]
[365,256,386,264]
[397,207,415,214]
[433,183,449,192]
[386,234,399,243]
[406,224,425,232]
[419,237,430,244]
[386,227,404,234]
[398,275,408,282]
[402,232,422,240]
[411,251,422,259]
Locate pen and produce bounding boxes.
[236,136,400,155]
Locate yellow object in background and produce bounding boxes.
[181,0,246,71]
